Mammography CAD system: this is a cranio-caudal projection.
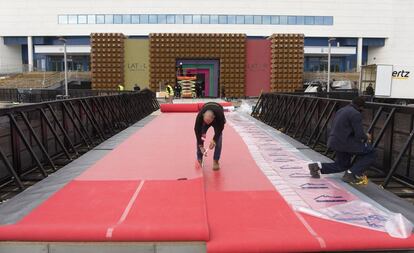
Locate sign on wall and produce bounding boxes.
[245,39,271,96]
[389,65,413,99]
[375,64,393,96]
[124,39,150,90]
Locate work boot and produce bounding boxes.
[308,163,321,178]
[342,171,369,186]
[354,174,369,186]
[213,160,220,171]
[342,171,355,183]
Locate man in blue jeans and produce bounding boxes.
[308,96,376,185]
[194,102,226,170]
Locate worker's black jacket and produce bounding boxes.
[327,104,367,153]
[194,102,226,146]
[174,84,182,93]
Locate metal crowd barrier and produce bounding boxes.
[285,90,360,100]
[0,88,19,103]
[0,89,159,198]
[0,88,133,103]
[252,92,414,195]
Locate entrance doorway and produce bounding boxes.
[176,59,220,98]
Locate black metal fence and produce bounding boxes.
[0,88,132,103]
[0,89,159,197]
[252,93,414,192]
[0,89,19,103]
[285,91,360,101]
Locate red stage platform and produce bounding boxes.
[0,112,413,252]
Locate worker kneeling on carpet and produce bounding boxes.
[195,102,226,170]
[308,96,376,185]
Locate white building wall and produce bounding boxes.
[0,0,413,72]
[367,0,414,68]
[0,37,22,74]
[367,1,414,99]
[0,0,394,37]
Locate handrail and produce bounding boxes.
[0,90,159,200]
[252,92,414,193]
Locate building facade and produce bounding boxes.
[0,0,412,82]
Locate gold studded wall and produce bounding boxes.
[91,33,125,90]
[270,34,304,93]
[149,33,246,98]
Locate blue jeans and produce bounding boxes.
[196,124,223,161]
[321,143,377,176]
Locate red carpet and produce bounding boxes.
[0,112,413,252]
[202,122,322,252]
[0,113,209,242]
[160,102,232,113]
[0,180,140,241]
[111,178,209,241]
[160,103,200,112]
[78,113,203,181]
[205,191,321,253]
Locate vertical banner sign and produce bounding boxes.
[245,39,271,96]
[124,39,150,90]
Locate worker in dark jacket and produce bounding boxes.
[174,83,182,98]
[308,96,376,185]
[194,102,226,170]
[365,83,374,96]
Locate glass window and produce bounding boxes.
[236,15,244,24]
[210,15,218,24]
[280,15,287,24]
[114,15,122,24]
[245,15,253,24]
[176,15,184,24]
[140,14,149,24]
[193,15,201,24]
[271,15,279,24]
[305,16,314,25]
[131,15,139,24]
[184,15,192,24]
[149,15,157,24]
[296,16,304,25]
[167,15,175,24]
[201,15,210,24]
[105,14,113,24]
[315,16,324,25]
[227,15,236,24]
[287,16,296,25]
[253,16,262,24]
[324,16,333,25]
[68,15,78,24]
[96,15,105,24]
[219,15,227,24]
[58,15,68,24]
[262,15,271,24]
[78,15,87,24]
[87,15,96,24]
[158,14,166,23]
[123,14,131,24]
[56,13,331,26]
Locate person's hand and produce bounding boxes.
[209,140,216,150]
[367,133,373,143]
[199,146,207,156]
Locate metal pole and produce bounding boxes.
[327,39,332,93]
[63,42,68,97]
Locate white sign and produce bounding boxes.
[34,45,91,54]
[389,65,413,99]
[375,64,393,97]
